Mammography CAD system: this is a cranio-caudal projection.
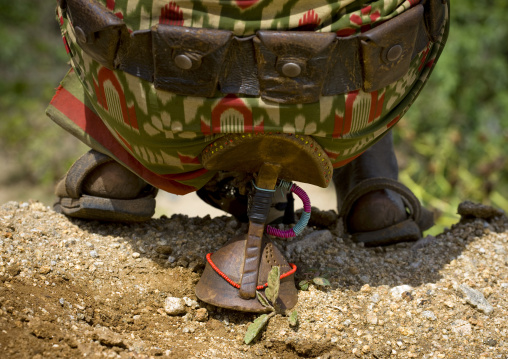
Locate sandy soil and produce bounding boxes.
[0,200,507,359]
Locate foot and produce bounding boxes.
[346,189,407,233]
[54,150,156,222]
[80,162,147,199]
[334,132,433,245]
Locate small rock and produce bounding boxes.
[390,285,413,298]
[348,266,360,275]
[444,300,455,308]
[458,284,494,314]
[458,201,504,219]
[484,338,497,347]
[89,250,99,258]
[308,208,338,228]
[188,260,204,272]
[451,320,472,336]
[132,252,141,259]
[494,245,506,255]
[421,311,437,321]
[7,265,20,277]
[360,284,371,292]
[401,291,414,302]
[39,266,51,275]
[156,245,173,255]
[366,312,378,325]
[91,327,127,348]
[167,256,176,263]
[164,297,186,316]
[183,297,199,309]
[194,308,208,322]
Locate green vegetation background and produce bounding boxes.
[1,1,507,233]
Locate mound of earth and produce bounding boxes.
[0,201,507,358]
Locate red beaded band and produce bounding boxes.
[206,253,297,290]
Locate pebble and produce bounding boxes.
[484,338,497,347]
[390,285,413,298]
[91,327,126,348]
[194,308,208,322]
[7,265,20,277]
[89,250,99,258]
[156,245,173,255]
[366,312,378,325]
[132,252,141,259]
[164,297,186,316]
[458,284,494,314]
[421,311,437,321]
[39,266,51,275]
[183,297,199,309]
[458,201,504,219]
[451,320,472,336]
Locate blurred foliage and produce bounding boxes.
[0,1,87,202]
[0,1,506,231]
[396,0,508,233]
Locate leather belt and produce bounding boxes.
[58,0,447,104]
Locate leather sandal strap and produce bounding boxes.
[339,177,421,233]
[65,150,113,198]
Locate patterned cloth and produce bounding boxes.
[46,0,448,195]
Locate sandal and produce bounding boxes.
[339,177,434,246]
[54,150,157,222]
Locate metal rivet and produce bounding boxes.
[386,45,403,62]
[74,26,87,44]
[174,54,193,70]
[281,63,301,78]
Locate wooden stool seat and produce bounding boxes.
[200,133,332,188]
[196,133,332,312]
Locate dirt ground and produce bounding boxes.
[0,200,507,358]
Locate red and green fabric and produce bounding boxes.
[47,0,448,195]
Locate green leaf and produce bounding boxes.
[289,310,298,327]
[256,291,272,309]
[312,277,331,287]
[265,266,280,304]
[244,314,270,345]
[299,281,309,291]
